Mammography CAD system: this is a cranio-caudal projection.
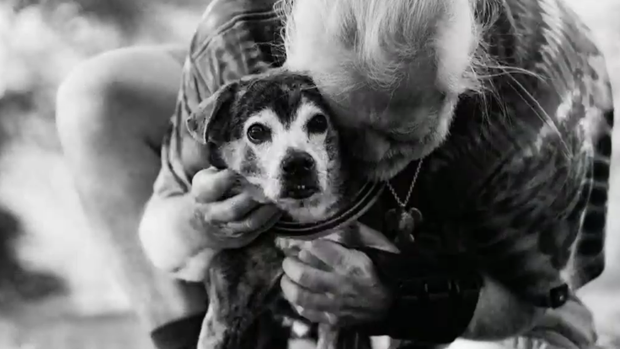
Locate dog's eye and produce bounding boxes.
[306,114,328,134]
[247,123,271,144]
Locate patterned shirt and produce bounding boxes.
[153,0,614,347]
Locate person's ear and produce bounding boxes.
[186,82,238,169]
[186,82,238,145]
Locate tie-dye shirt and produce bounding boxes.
[152,0,614,347]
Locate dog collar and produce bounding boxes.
[272,181,385,240]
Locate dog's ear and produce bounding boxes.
[186,82,238,170]
[186,82,238,145]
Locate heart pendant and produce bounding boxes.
[383,208,400,235]
[384,207,423,246]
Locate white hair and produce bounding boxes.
[278,0,491,107]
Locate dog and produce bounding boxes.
[186,69,396,349]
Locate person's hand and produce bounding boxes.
[191,167,281,249]
[280,239,393,327]
[140,167,281,281]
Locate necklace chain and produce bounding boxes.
[385,159,423,209]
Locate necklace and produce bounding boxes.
[384,159,424,247]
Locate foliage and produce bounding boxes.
[0,0,203,308]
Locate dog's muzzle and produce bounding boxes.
[280,150,320,199]
[273,181,385,240]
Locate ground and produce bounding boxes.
[0,1,618,348]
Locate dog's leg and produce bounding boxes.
[317,324,340,349]
[312,224,394,349]
[198,236,286,349]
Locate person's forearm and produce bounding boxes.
[139,193,219,281]
[461,273,545,340]
[358,248,547,344]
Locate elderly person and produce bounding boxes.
[56,0,613,348]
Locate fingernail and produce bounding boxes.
[296,306,304,314]
[325,292,335,300]
[298,248,310,260]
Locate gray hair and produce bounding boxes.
[278,0,490,110]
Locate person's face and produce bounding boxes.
[324,81,459,180]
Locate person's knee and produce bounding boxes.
[56,47,182,154]
[56,49,134,152]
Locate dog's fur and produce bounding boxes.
[188,70,347,223]
[186,69,379,349]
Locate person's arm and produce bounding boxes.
[138,124,279,282]
[461,274,545,340]
[140,0,286,282]
[357,232,564,344]
[137,75,278,281]
[138,117,219,281]
[358,129,600,344]
[139,173,219,282]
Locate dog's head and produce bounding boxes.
[187,70,344,222]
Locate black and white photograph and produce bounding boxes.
[0,0,619,348]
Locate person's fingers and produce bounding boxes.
[224,204,281,234]
[305,240,353,274]
[298,248,333,272]
[205,192,260,224]
[356,223,400,253]
[280,275,334,312]
[191,168,237,203]
[292,305,338,326]
[282,256,340,293]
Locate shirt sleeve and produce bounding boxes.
[152,1,282,198]
[465,98,612,305]
[152,59,211,198]
[462,3,614,300]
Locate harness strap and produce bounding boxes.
[272,181,385,240]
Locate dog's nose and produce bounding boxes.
[281,151,315,177]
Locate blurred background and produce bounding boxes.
[0,0,618,348]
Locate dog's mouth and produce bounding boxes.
[272,180,384,239]
[274,178,333,223]
[282,183,320,200]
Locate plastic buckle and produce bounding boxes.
[452,275,482,296]
[529,283,569,309]
[425,279,452,301]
